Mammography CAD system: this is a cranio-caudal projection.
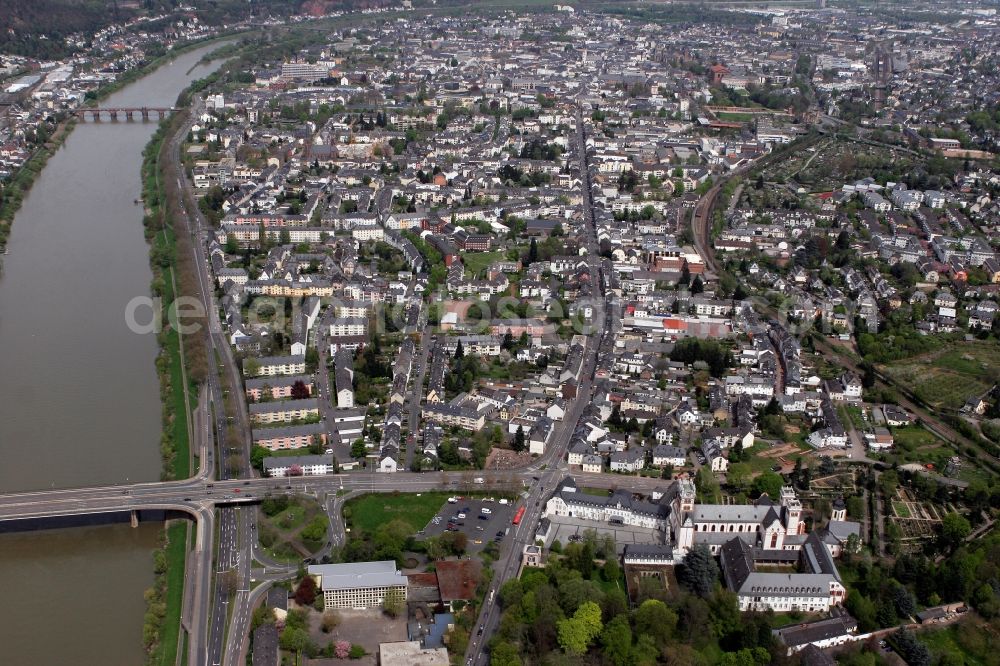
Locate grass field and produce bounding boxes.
[461,250,506,278]
[892,425,940,451]
[155,227,192,481]
[716,112,755,122]
[882,342,1000,411]
[156,521,188,666]
[345,492,452,534]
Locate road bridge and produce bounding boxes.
[73,107,176,122]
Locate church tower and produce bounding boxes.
[780,486,803,535]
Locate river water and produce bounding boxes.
[0,42,228,665]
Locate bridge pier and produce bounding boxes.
[141,107,150,122]
[130,510,139,528]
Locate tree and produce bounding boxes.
[454,339,465,359]
[528,237,538,263]
[751,472,784,500]
[691,275,704,294]
[305,346,319,372]
[279,626,311,653]
[321,610,341,633]
[603,558,620,584]
[939,512,971,549]
[219,569,239,597]
[679,544,718,598]
[490,641,523,666]
[440,530,468,555]
[633,598,677,647]
[600,614,633,666]
[727,463,751,492]
[513,425,526,453]
[557,601,603,655]
[351,439,367,459]
[250,445,268,471]
[244,357,261,377]
[845,589,878,632]
[294,575,317,606]
[383,587,405,618]
[730,438,744,463]
[893,584,916,619]
[290,380,310,400]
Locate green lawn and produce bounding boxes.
[892,501,911,518]
[717,112,755,122]
[461,251,506,278]
[156,521,189,666]
[345,492,452,534]
[891,425,940,451]
[919,621,995,664]
[579,487,612,497]
[261,446,313,458]
[769,612,822,628]
[155,227,192,481]
[275,504,308,530]
[259,495,327,562]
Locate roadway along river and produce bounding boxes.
[0,42,230,665]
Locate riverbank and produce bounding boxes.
[0,115,76,249]
[0,32,246,253]
[138,109,197,666]
[138,46,238,663]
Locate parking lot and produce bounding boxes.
[542,516,666,554]
[418,496,516,554]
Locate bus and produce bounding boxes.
[512,506,526,525]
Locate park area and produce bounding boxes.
[881,341,1000,412]
[258,494,328,563]
[344,491,453,535]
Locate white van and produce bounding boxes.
[481,507,492,515]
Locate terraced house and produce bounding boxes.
[249,398,320,424]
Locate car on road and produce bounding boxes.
[481,508,492,515]
[474,477,484,484]
[457,512,466,519]
[477,515,489,521]
[474,539,483,545]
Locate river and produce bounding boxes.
[0,42,229,665]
